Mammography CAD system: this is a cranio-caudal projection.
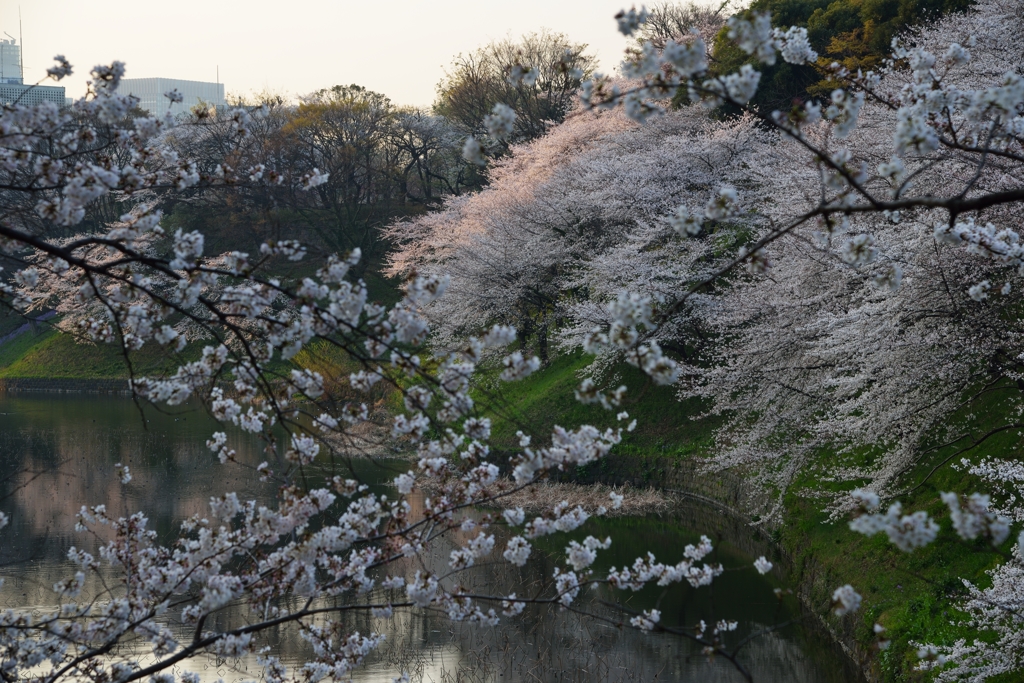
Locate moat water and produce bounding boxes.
[0,393,859,682]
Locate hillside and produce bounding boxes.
[471,353,1017,683]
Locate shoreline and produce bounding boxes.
[0,377,132,393]
[568,452,878,683]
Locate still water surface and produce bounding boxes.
[0,393,857,682]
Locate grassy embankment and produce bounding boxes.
[473,351,1020,683]
[0,257,400,382]
[0,324,180,379]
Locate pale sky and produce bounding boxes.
[10,1,639,108]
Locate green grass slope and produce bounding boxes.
[477,352,722,456]
[0,326,200,380]
[475,352,1020,683]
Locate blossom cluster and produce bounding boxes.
[848,489,940,552]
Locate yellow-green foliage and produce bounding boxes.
[710,0,973,110]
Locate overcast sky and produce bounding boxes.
[10,1,639,108]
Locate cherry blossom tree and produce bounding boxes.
[584,2,1024,678]
[632,1,728,49]
[386,103,770,367]
[667,0,1024,517]
[5,0,1024,680]
[392,0,1024,677]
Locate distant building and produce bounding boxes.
[119,78,225,116]
[0,82,66,107]
[0,38,66,107]
[0,38,21,84]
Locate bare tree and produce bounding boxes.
[634,1,731,47]
[435,30,598,147]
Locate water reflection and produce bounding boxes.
[0,393,856,682]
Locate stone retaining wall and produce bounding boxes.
[573,452,770,514]
[0,377,131,393]
[572,452,878,682]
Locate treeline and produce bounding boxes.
[52,1,974,270]
[150,31,596,268]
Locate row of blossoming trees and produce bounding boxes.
[389,0,1024,678]
[1,0,1024,681]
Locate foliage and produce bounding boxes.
[161,89,472,267]
[434,30,598,149]
[711,0,973,109]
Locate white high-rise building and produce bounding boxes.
[119,78,226,116]
[0,38,67,107]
